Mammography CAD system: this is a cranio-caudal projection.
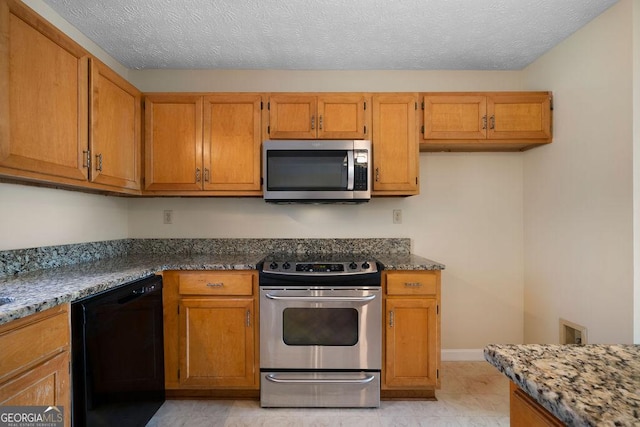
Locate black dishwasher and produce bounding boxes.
[72,275,165,427]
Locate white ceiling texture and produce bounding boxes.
[42,0,620,70]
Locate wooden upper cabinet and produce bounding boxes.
[423,95,487,140]
[317,94,367,139]
[487,93,552,140]
[89,58,141,190]
[144,93,263,194]
[422,92,552,151]
[203,95,262,192]
[371,94,419,195]
[144,95,203,191]
[268,94,368,139]
[0,0,89,181]
[268,95,316,139]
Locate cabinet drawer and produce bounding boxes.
[386,272,438,296]
[178,272,254,296]
[0,305,70,381]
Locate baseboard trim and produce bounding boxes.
[441,349,485,361]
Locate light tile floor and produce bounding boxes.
[147,361,510,427]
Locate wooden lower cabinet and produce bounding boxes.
[510,382,564,426]
[163,270,259,398]
[0,304,71,427]
[382,271,441,399]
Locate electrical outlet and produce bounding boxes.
[163,210,173,224]
[393,209,402,224]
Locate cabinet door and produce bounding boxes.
[89,58,141,190]
[0,352,70,425]
[203,95,262,192]
[510,382,564,426]
[144,95,203,191]
[317,94,368,139]
[0,0,89,182]
[487,93,552,140]
[385,298,438,388]
[268,95,317,139]
[179,298,256,388]
[372,94,419,195]
[423,95,487,140]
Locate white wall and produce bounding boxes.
[632,2,640,344]
[522,0,635,344]
[633,0,640,345]
[0,183,129,250]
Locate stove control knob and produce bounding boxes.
[349,262,358,270]
[361,262,371,269]
[282,262,291,270]
[269,262,279,270]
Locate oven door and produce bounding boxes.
[259,286,381,370]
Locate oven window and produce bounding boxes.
[282,308,358,346]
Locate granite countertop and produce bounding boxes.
[485,343,640,426]
[0,253,265,326]
[373,253,445,270]
[0,250,444,326]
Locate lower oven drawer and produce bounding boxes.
[260,371,380,408]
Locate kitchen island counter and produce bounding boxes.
[485,343,639,426]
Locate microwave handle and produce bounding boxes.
[347,151,354,190]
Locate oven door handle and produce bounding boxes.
[264,294,377,302]
[347,150,354,190]
[265,374,376,385]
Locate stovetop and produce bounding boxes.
[260,254,380,276]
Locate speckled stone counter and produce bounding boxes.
[0,238,445,326]
[485,344,640,426]
[373,253,445,270]
[0,253,264,326]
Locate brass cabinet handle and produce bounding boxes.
[375,168,380,182]
[206,282,223,287]
[82,150,90,169]
[319,115,323,130]
[95,153,103,172]
[404,282,423,287]
[204,168,210,182]
[482,115,487,130]
[490,115,495,130]
[311,115,315,130]
[389,311,394,327]
[195,168,201,183]
[246,310,251,327]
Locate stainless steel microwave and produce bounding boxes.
[263,140,371,203]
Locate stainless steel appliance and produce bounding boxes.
[259,255,382,408]
[71,275,165,427]
[262,139,371,203]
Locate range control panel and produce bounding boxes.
[262,260,378,275]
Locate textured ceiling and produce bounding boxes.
[42,0,619,70]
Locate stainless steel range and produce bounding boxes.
[259,255,382,408]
